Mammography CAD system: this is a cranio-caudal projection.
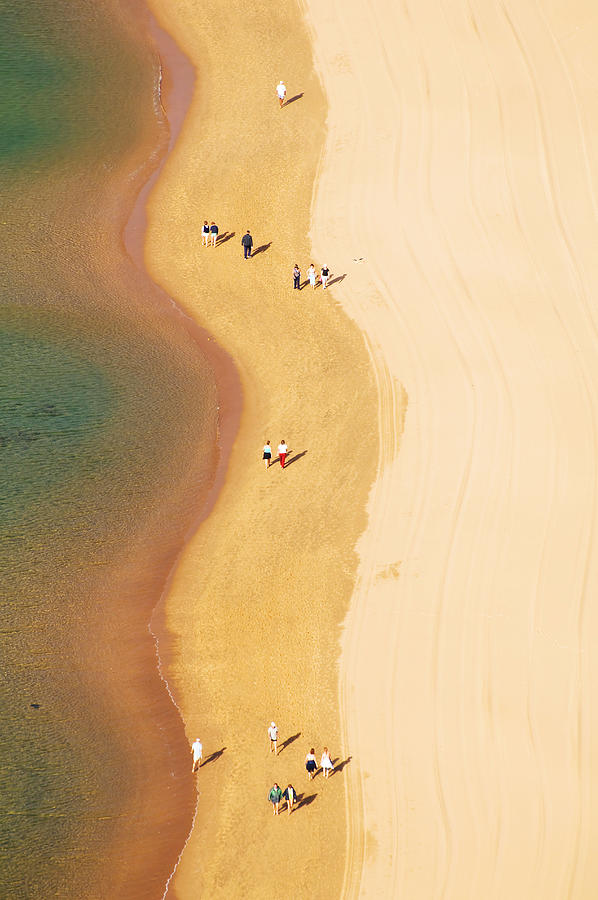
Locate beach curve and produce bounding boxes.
[143,0,378,896]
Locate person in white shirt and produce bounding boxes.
[277,440,288,468]
[191,738,203,772]
[308,263,317,289]
[277,80,287,108]
[268,722,278,754]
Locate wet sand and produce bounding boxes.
[1,0,228,893]
[145,0,377,896]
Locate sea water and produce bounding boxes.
[0,2,217,896]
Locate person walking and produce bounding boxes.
[282,784,297,815]
[321,747,334,779]
[293,264,301,290]
[277,440,288,468]
[268,721,278,754]
[320,264,330,289]
[191,738,203,773]
[269,783,282,815]
[305,748,317,780]
[202,220,210,247]
[242,231,253,258]
[263,440,272,469]
[307,263,317,289]
[210,221,219,246]
[277,80,287,108]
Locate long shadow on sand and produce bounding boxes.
[327,273,347,287]
[201,747,226,767]
[295,792,317,810]
[279,731,301,753]
[216,231,236,245]
[252,242,272,256]
[284,450,308,468]
[331,755,352,775]
[284,92,304,107]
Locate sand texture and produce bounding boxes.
[145,0,377,897]
[305,0,598,897]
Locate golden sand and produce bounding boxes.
[145,1,377,896]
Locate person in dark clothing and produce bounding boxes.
[242,231,253,258]
[282,784,297,815]
[293,264,301,289]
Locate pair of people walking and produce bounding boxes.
[293,263,330,290]
[268,782,297,815]
[305,746,334,779]
[202,220,219,246]
[263,440,288,469]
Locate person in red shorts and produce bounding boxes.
[278,440,288,468]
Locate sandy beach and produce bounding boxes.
[145,1,376,897]
[143,0,598,897]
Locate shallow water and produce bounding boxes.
[0,2,217,896]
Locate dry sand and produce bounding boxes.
[145,0,376,897]
[305,0,598,897]
[145,0,598,897]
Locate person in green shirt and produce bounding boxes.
[268,783,282,815]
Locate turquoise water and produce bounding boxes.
[0,2,217,896]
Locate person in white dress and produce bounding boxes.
[307,263,317,288]
[320,747,334,778]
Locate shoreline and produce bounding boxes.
[143,0,378,895]
[121,9,244,896]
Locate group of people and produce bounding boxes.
[201,220,219,246]
[267,722,335,816]
[305,747,334,779]
[268,782,296,815]
[262,440,288,469]
[293,262,330,290]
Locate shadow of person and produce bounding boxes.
[328,273,346,287]
[300,279,310,289]
[201,747,227,767]
[284,450,308,468]
[252,242,272,256]
[331,755,352,775]
[216,231,236,245]
[284,92,304,106]
[279,731,301,753]
[295,792,317,810]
